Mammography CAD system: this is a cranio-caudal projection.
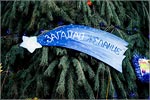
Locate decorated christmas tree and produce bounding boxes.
[1,1,149,99]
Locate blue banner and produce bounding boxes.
[36,24,128,72]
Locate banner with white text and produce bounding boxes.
[37,24,128,72]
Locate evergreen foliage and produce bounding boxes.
[1,1,149,99]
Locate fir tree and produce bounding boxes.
[1,0,149,99]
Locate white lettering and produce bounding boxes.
[67,30,73,39]
[61,31,67,39]
[73,32,79,39]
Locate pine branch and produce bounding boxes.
[113,1,126,24]
[16,19,23,33]
[47,10,53,21]
[40,47,49,66]
[111,4,121,25]
[56,56,69,95]
[77,0,82,10]
[21,76,36,98]
[141,1,150,20]
[105,66,115,99]
[5,45,24,66]
[23,1,30,15]
[18,1,26,12]
[11,1,17,19]
[111,70,127,99]
[36,75,43,96]
[82,1,87,13]
[2,9,11,27]
[106,1,113,25]
[43,81,50,97]
[48,0,74,23]
[86,4,91,17]
[67,69,74,99]
[28,3,39,30]
[123,58,136,80]
[99,63,106,99]
[83,14,89,25]
[83,79,95,99]
[100,1,105,16]
[72,58,85,86]
[94,63,102,91]
[51,69,62,99]
[40,0,47,14]
[54,47,67,56]
[78,57,95,79]
[44,59,59,77]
